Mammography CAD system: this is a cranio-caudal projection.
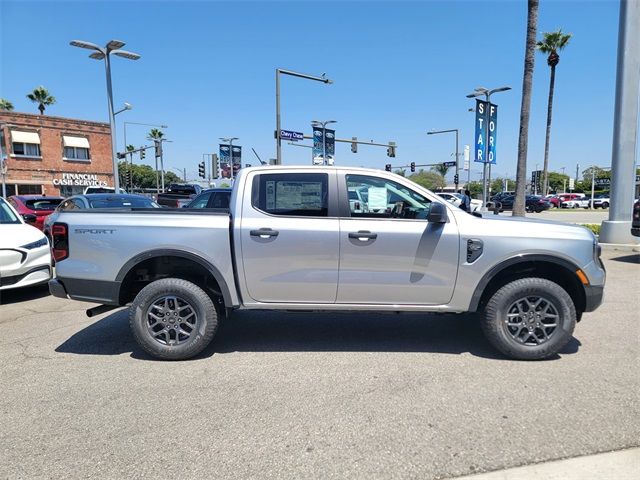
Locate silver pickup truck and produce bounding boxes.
[49,166,605,361]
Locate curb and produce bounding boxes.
[599,242,640,253]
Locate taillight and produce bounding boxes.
[52,222,69,262]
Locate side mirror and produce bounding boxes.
[22,213,37,224]
[427,202,448,223]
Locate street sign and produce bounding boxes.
[443,161,456,167]
[280,129,304,141]
[569,177,575,190]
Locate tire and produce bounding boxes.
[573,204,578,209]
[129,278,218,360]
[481,278,576,360]
[602,202,609,209]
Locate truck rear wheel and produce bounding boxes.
[481,278,576,360]
[130,278,218,360]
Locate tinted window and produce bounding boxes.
[88,197,157,208]
[252,173,328,217]
[210,192,231,209]
[345,174,431,219]
[188,193,212,209]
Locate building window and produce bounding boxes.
[62,135,91,162]
[10,130,41,158]
[13,142,41,157]
[63,146,90,160]
[17,184,43,195]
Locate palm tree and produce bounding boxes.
[147,128,164,140]
[0,98,14,111]
[26,86,56,115]
[537,29,572,196]
[513,0,539,217]
[431,163,450,178]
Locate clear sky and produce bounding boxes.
[0,0,630,182]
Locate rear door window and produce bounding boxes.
[251,173,328,217]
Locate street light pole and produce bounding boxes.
[275,68,333,165]
[70,39,141,191]
[427,129,459,190]
[466,86,511,210]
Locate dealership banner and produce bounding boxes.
[324,129,335,165]
[474,100,498,164]
[219,144,231,178]
[312,127,324,164]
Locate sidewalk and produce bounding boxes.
[449,447,640,480]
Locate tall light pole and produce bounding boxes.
[466,86,511,210]
[276,68,333,165]
[70,39,141,191]
[0,122,14,198]
[427,129,459,190]
[311,120,336,165]
[220,137,239,181]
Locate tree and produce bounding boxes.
[546,171,570,193]
[393,169,406,177]
[431,163,450,178]
[467,181,483,198]
[148,128,164,140]
[513,0,539,217]
[537,29,572,195]
[126,144,136,152]
[0,98,14,111]
[408,170,446,191]
[26,86,56,115]
[117,161,179,189]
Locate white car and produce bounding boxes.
[561,198,590,209]
[436,192,483,212]
[0,197,52,290]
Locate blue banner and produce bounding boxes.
[312,127,324,164]
[474,99,488,163]
[325,129,335,165]
[487,103,498,165]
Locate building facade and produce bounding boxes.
[0,112,114,197]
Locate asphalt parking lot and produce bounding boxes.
[1,249,638,480]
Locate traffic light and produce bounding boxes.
[116,152,125,159]
[385,164,392,172]
[125,169,132,186]
[211,154,219,179]
[140,147,145,160]
[154,141,162,158]
[410,162,416,173]
[454,174,459,185]
[198,161,206,179]
[351,137,358,153]
[387,142,396,158]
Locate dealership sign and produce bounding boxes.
[474,99,498,164]
[52,173,108,187]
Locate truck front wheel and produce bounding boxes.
[481,278,576,360]
[130,278,218,360]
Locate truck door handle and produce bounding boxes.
[348,231,377,241]
[250,228,279,238]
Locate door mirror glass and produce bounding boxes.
[22,213,37,224]
[427,202,448,223]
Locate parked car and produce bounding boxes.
[184,188,232,210]
[550,193,585,208]
[43,193,160,239]
[436,192,482,212]
[48,166,605,361]
[7,195,64,231]
[561,197,591,209]
[157,184,203,208]
[496,195,551,213]
[83,186,127,194]
[0,197,51,290]
[632,199,640,237]
[592,194,610,209]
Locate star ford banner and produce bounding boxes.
[474,99,498,164]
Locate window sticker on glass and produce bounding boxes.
[266,181,276,210]
[367,187,388,211]
[275,182,322,210]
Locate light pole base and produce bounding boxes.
[599,220,640,245]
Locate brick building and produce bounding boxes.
[0,111,114,197]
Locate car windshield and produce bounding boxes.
[88,197,159,208]
[0,199,21,224]
[25,199,63,211]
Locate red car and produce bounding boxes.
[7,195,64,231]
[548,193,584,208]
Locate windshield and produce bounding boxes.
[0,199,21,224]
[88,197,159,208]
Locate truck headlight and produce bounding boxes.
[21,237,48,250]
